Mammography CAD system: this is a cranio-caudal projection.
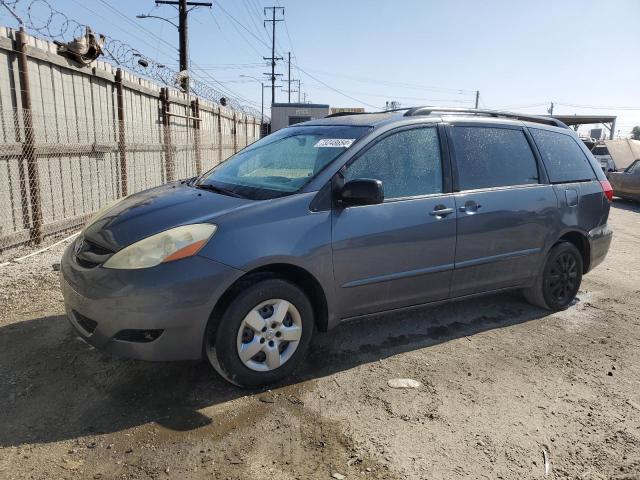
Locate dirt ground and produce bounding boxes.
[1,200,639,480]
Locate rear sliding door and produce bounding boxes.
[447,123,557,297]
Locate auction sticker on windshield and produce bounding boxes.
[314,139,355,148]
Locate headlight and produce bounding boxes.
[103,224,217,270]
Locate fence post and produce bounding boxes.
[244,116,248,148]
[16,27,43,244]
[190,98,202,174]
[216,107,223,164]
[115,69,127,196]
[160,88,175,182]
[232,112,238,153]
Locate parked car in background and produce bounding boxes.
[591,144,616,174]
[609,159,640,201]
[60,107,614,387]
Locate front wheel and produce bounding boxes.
[205,278,314,387]
[524,242,583,311]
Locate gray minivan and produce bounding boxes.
[61,107,613,387]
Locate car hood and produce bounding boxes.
[83,182,253,251]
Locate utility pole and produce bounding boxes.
[282,77,299,103]
[287,51,291,103]
[264,6,284,105]
[153,0,212,92]
[475,90,479,109]
[548,102,554,115]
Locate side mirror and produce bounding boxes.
[338,179,384,207]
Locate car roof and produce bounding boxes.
[299,107,570,132]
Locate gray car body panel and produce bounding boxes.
[60,111,613,362]
[61,243,244,360]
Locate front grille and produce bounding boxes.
[75,238,113,268]
[73,310,98,334]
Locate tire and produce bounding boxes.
[205,278,314,388]
[524,242,583,311]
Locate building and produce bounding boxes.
[270,103,330,132]
[330,107,365,115]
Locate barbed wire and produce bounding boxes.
[2,0,264,118]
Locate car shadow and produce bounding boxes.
[612,198,640,212]
[0,291,553,447]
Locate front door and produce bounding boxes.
[447,124,557,297]
[331,126,456,318]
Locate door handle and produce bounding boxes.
[429,206,454,217]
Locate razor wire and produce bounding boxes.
[2,0,264,118]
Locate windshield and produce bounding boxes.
[195,125,371,199]
[592,146,609,156]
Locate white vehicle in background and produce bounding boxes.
[590,139,640,176]
[591,143,616,174]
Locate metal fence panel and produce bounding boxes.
[0,27,262,252]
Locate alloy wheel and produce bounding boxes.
[545,252,579,303]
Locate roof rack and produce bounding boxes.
[325,111,369,118]
[403,107,569,129]
[325,110,405,118]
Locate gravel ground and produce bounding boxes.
[0,200,639,480]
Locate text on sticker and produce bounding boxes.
[314,139,355,148]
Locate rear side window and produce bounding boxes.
[530,129,596,183]
[450,126,539,190]
[344,127,442,199]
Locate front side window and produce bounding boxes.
[450,126,539,190]
[343,127,443,200]
[197,125,371,199]
[530,128,596,183]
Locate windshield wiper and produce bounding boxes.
[194,183,244,198]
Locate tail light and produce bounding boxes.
[599,179,613,202]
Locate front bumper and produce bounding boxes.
[587,223,613,272]
[60,242,244,361]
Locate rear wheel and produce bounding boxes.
[205,278,314,387]
[524,242,583,310]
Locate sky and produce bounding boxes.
[3,0,640,137]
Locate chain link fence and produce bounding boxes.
[0,27,262,253]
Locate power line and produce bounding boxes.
[31,0,261,114]
[216,3,271,50]
[304,85,473,104]
[213,8,263,57]
[242,0,271,46]
[290,65,475,95]
[94,0,177,53]
[293,64,379,109]
[556,102,640,111]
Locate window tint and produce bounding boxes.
[344,128,442,199]
[530,129,596,183]
[450,126,539,190]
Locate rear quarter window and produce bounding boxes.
[530,129,596,183]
